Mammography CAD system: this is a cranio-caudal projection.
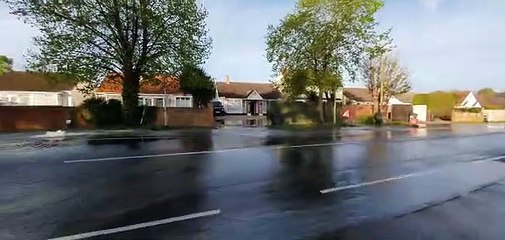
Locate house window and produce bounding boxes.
[175,97,192,108]
[147,98,155,107]
[155,98,164,107]
[0,95,9,104]
[10,96,18,104]
[19,94,30,105]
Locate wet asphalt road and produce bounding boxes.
[1,125,505,240]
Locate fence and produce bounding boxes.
[151,106,214,128]
[390,104,413,122]
[482,109,505,122]
[451,110,484,122]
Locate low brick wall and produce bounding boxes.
[451,111,484,122]
[0,106,72,132]
[153,106,214,128]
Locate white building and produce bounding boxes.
[0,71,85,106]
[455,91,482,109]
[216,79,282,115]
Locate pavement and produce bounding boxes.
[1,124,505,240]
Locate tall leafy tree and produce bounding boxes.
[266,0,386,123]
[0,55,13,75]
[179,66,215,108]
[363,54,411,114]
[4,0,211,125]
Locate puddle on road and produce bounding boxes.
[217,118,267,127]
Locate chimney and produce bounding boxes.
[225,75,231,84]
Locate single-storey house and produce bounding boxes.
[452,90,505,122]
[454,91,481,109]
[95,74,193,108]
[343,87,415,106]
[455,91,505,110]
[0,71,85,107]
[216,79,282,115]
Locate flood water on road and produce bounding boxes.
[1,124,505,239]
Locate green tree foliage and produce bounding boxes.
[477,88,495,96]
[0,55,13,75]
[428,92,456,119]
[413,92,460,119]
[266,0,386,123]
[179,66,215,108]
[412,93,428,105]
[4,0,211,126]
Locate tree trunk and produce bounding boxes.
[333,89,337,124]
[372,94,379,114]
[318,90,324,123]
[122,71,140,126]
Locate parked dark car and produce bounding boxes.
[212,101,226,116]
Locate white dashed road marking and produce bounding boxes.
[47,209,221,240]
[320,171,434,194]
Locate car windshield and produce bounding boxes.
[213,101,223,107]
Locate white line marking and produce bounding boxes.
[320,171,433,194]
[64,142,356,164]
[64,149,240,163]
[47,209,221,240]
[472,155,505,164]
[64,135,505,164]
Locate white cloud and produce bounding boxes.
[418,0,445,11]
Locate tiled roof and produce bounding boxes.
[396,92,416,103]
[343,88,372,102]
[96,74,182,94]
[0,71,76,92]
[216,81,282,99]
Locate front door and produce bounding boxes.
[249,101,257,115]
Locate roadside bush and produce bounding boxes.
[267,101,320,125]
[358,115,375,125]
[453,107,482,113]
[75,98,123,127]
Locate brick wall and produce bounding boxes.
[342,105,374,120]
[153,105,214,128]
[0,106,72,132]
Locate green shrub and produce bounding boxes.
[453,107,482,113]
[267,101,320,125]
[358,115,375,125]
[76,98,123,127]
[484,104,505,110]
[412,94,428,105]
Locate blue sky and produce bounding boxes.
[1,0,504,92]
